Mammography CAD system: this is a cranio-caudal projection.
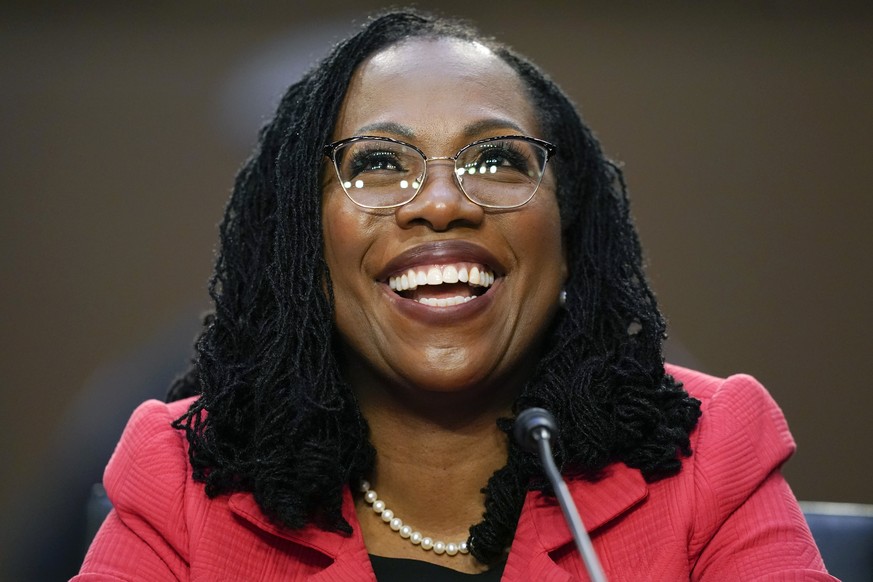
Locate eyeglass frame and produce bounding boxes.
[322,134,558,210]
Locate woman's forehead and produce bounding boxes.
[332,38,538,144]
[366,37,497,72]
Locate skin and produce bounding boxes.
[321,38,567,572]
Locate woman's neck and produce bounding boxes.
[350,376,514,572]
[358,387,510,534]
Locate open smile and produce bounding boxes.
[378,241,504,310]
[388,262,495,307]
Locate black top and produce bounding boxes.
[369,555,506,581]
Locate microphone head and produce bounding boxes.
[514,407,558,453]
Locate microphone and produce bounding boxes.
[513,407,558,453]
[514,408,608,582]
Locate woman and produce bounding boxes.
[75,11,833,581]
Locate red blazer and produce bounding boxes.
[74,365,834,581]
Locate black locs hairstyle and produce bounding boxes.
[169,10,701,565]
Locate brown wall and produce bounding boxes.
[2,0,871,552]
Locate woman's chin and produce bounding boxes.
[388,362,523,409]
[338,335,527,410]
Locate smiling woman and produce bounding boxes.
[74,10,835,582]
[323,38,566,401]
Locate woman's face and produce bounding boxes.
[322,38,567,397]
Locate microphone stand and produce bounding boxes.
[526,420,608,582]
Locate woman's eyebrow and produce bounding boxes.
[355,121,415,138]
[354,118,527,141]
[462,118,525,137]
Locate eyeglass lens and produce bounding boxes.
[332,138,549,208]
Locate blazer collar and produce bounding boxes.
[227,465,647,580]
[524,462,648,551]
[228,486,374,580]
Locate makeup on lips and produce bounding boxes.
[387,263,496,307]
[377,240,505,310]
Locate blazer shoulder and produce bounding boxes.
[667,364,795,457]
[670,367,799,548]
[667,364,794,439]
[103,397,198,536]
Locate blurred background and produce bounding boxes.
[1,1,871,579]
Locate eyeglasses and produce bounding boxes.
[323,135,557,210]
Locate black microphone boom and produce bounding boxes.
[514,408,608,582]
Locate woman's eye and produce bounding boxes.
[466,145,529,174]
[349,150,405,175]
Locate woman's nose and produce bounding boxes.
[394,161,484,231]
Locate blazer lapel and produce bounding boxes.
[539,463,649,546]
[226,467,647,581]
[503,463,648,581]
[228,487,376,581]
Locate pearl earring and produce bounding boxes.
[559,289,567,308]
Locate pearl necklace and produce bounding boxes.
[359,480,470,557]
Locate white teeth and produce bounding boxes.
[388,263,495,293]
[417,296,475,307]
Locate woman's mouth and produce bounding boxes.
[387,262,495,307]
